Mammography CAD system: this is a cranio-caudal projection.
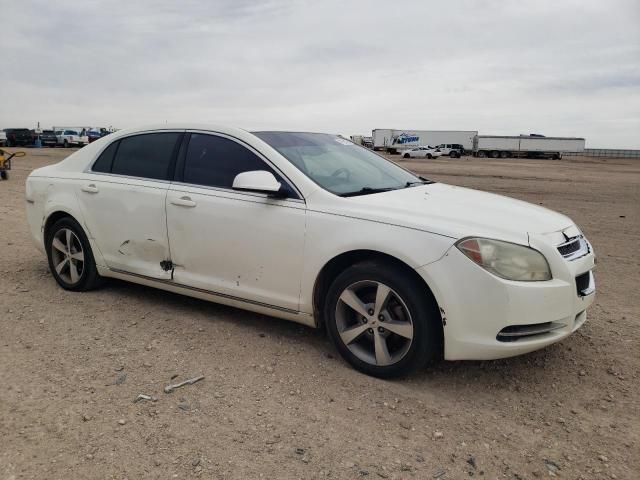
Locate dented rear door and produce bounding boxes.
[76,131,182,279]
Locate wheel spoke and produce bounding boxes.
[339,289,369,318]
[373,331,392,365]
[55,258,68,274]
[69,260,80,283]
[339,323,369,345]
[382,320,413,340]
[65,229,73,251]
[70,250,84,262]
[373,283,391,317]
[52,237,67,253]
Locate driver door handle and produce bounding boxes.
[81,184,99,194]
[170,196,197,208]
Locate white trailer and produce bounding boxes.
[372,129,478,154]
[474,135,585,159]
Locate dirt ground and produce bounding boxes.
[0,148,638,480]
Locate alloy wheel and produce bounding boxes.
[50,227,85,284]
[335,280,414,366]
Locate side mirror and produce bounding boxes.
[232,170,284,196]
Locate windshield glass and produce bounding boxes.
[253,132,426,196]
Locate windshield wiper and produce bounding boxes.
[339,187,397,197]
[405,176,435,187]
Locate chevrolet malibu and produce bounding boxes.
[25,125,596,378]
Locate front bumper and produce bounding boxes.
[417,234,596,360]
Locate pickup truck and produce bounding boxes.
[38,130,58,147]
[55,129,89,148]
[3,128,33,147]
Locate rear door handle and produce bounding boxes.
[170,196,197,208]
[81,184,99,194]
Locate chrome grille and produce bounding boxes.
[557,235,589,260]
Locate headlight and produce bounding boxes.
[456,237,551,281]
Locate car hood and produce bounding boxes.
[332,183,574,245]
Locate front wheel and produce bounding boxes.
[63,140,69,148]
[403,153,410,158]
[324,261,442,378]
[46,217,102,291]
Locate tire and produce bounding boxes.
[0,171,7,180]
[403,153,410,159]
[490,150,500,158]
[45,216,102,291]
[477,151,486,158]
[324,261,442,378]
[500,151,508,158]
[426,154,432,159]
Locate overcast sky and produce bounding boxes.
[2,0,639,148]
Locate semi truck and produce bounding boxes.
[372,129,478,154]
[473,135,585,159]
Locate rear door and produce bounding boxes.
[76,131,183,279]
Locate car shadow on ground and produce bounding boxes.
[94,277,582,390]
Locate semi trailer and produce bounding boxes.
[372,129,477,154]
[473,135,585,159]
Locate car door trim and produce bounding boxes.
[169,182,305,206]
[108,267,302,315]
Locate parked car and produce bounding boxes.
[25,125,596,378]
[55,129,89,148]
[401,146,442,159]
[3,128,33,147]
[39,130,58,147]
[0,130,6,147]
[435,143,465,157]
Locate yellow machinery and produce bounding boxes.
[0,148,25,180]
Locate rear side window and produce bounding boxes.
[92,141,119,173]
[111,133,181,180]
[182,134,277,189]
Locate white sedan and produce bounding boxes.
[25,125,596,378]
[401,146,443,159]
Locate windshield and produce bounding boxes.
[254,132,428,196]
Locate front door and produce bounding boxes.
[77,131,183,279]
[165,132,306,311]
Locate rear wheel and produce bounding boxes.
[500,151,509,158]
[426,153,433,159]
[403,153,410,158]
[46,217,102,291]
[477,150,486,158]
[325,261,442,378]
[490,150,500,158]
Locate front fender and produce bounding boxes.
[299,210,455,314]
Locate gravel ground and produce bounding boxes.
[0,148,638,479]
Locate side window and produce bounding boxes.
[182,134,292,195]
[111,133,181,180]
[92,140,119,173]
